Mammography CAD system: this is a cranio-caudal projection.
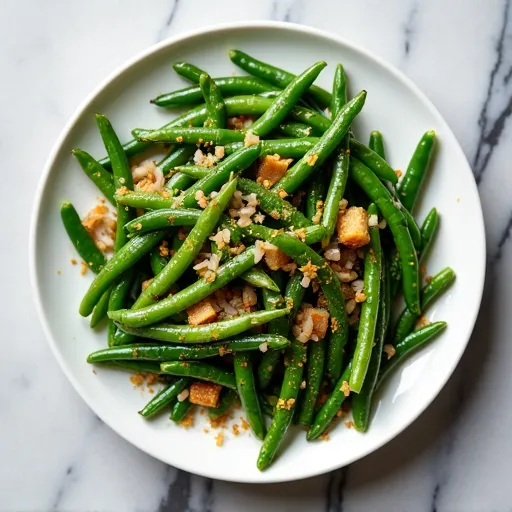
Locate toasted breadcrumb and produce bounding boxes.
[215,432,225,447]
[232,424,240,436]
[82,204,116,253]
[80,261,88,275]
[244,131,260,147]
[70,259,77,265]
[277,398,296,410]
[341,381,351,397]
[180,411,194,428]
[132,160,165,192]
[355,291,367,303]
[395,169,403,178]
[307,154,319,166]
[159,240,169,257]
[146,373,159,386]
[130,373,145,387]
[383,344,396,360]
[320,432,330,441]
[240,417,250,430]
[300,380,307,389]
[344,420,355,429]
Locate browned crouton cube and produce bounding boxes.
[256,154,293,188]
[187,299,217,325]
[189,381,222,407]
[337,207,370,249]
[309,308,330,339]
[264,245,291,270]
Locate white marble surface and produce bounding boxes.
[3,0,511,510]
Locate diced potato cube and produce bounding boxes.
[256,154,293,188]
[337,206,370,249]
[189,381,222,407]
[187,299,217,326]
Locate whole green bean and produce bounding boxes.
[90,289,111,328]
[115,309,288,343]
[305,174,327,223]
[150,248,169,276]
[321,146,349,246]
[237,177,312,229]
[330,63,347,119]
[95,114,134,251]
[60,202,106,274]
[352,254,390,431]
[79,231,166,317]
[228,49,332,108]
[276,122,314,138]
[249,61,326,137]
[138,127,245,145]
[240,268,280,292]
[151,76,274,107]
[88,335,289,362]
[181,145,261,209]
[133,179,237,308]
[125,208,199,234]
[208,388,238,419]
[298,338,326,426]
[377,322,447,389]
[160,362,237,390]
[226,139,319,158]
[234,352,266,439]
[139,378,190,418]
[97,360,163,374]
[402,206,423,250]
[107,269,135,347]
[419,207,439,261]
[368,130,386,159]
[108,246,258,327]
[114,191,174,210]
[398,130,436,211]
[393,267,455,344]
[257,339,307,470]
[349,203,382,393]
[307,362,352,440]
[272,91,367,194]
[350,138,398,184]
[170,399,193,423]
[199,73,227,128]
[173,62,207,82]
[159,145,196,173]
[72,149,115,204]
[349,158,420,313]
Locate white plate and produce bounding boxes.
[30,21,485,483]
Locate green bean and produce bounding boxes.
[257,282,291,390]
[273,91,366,194]
[259,394,276,417]
[60,202,106,274]
[321,146,349,246]
[158,145,196,184]
[170,399,193,423]
[419,207,439,261]
[208,388,238,419]
[199,73,227,128]
[330,64,347,119]
[368,130,386,159]
[398,130,436,211]
[160,362,237,389]
[305,174,327,223]
[349,204,382,393]
[95,114,134,251]
[133,179,237,308]
[234,352,266,439]
[287,106,331,134]
[349,158,420,313]
[402,206,423,250]
[72,149,115,204]
[349,138,398,184]
[352,254,390,431]
[107,270,135,347]
[393,267,455,345]
[377,322,447,389]
[298,338,326,426]
[138,127,245,145]
[229,49,332,108]
[226,139,319,158]
[257,339,307,470]
[108,245,258,327]
[151,76,274,107]
[96,360,164,374]
[114,191,174,210]
[98,138,152,171]
[170,165,209,180]
[240,268,280,292]
[181,145,261,209]
[238,177,312,229]
[125,208,199,234]
[276,122,314,138]
[88,335,289,362]
[307,362,352,440]
[139,378,190,418]
[150,248,169,276]
[90,289,111,328]
[173,62,207,81]
[244,224,349,385]
[79,231,166,317]
[115,309,289,343]
[249,61,326,137]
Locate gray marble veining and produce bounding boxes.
[3,0,512,510]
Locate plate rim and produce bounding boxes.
[29,20,486,483]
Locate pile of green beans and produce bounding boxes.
[61,49,452,471]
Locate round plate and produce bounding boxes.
[30,21,485,483]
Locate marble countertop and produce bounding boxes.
[3,0,511,510]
